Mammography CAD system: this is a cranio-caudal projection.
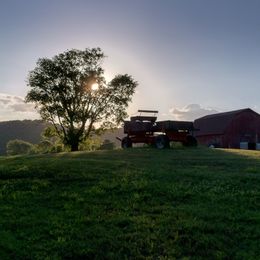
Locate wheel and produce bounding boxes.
[155,135,169,149]
[183,135,197,147]
[121,137,132,149]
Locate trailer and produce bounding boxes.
[120,110,197,149]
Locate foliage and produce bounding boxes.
[6,139,35,155]
[41,125,60,144]
[26,48,137,151]
[99,139,116,150]
[37,126,66,153]
[79,136,102,151]
[0,148,259,259]
[35,140,65,154]
[36,139,53,153]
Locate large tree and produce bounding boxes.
[26,48,137,151]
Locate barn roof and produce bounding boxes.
[194,108,259,136]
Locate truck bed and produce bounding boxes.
[124,120,194,134]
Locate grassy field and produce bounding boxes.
[0,147,259,259]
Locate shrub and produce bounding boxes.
[6,139,35,155]
[51,143,65,153]
[99,139,115,150]
[36,140,53,153]
[79,137,102,151]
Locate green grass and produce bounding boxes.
[0,147,259,259]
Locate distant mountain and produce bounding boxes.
[0,120,125,155]
[0,120,48,155]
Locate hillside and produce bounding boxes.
[0,148,259,259]
[0,120,47,155]
[0,120,124,154]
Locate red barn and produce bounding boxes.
[194,108,260,149]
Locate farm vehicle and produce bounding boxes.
[119,110,197,149]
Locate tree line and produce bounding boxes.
[6,126,117,155]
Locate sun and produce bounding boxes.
[91,83,99,91]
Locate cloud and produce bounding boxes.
[0,99,10,105]
[170,104,218,121]
[13,96,24,102]
[0,93,39,121]
[0,94,16,106]
[0,93,34,111]
[10,103,35,112]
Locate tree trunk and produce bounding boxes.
[71,143,79,152]
[70,141,79,152]
[68,131,79,152]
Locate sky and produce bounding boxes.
[1,0,260,121]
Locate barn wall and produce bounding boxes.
[225,111,260,148]
[194,109,260,148]
[196,134,224,147]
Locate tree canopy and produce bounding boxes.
[26,48,137,151]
